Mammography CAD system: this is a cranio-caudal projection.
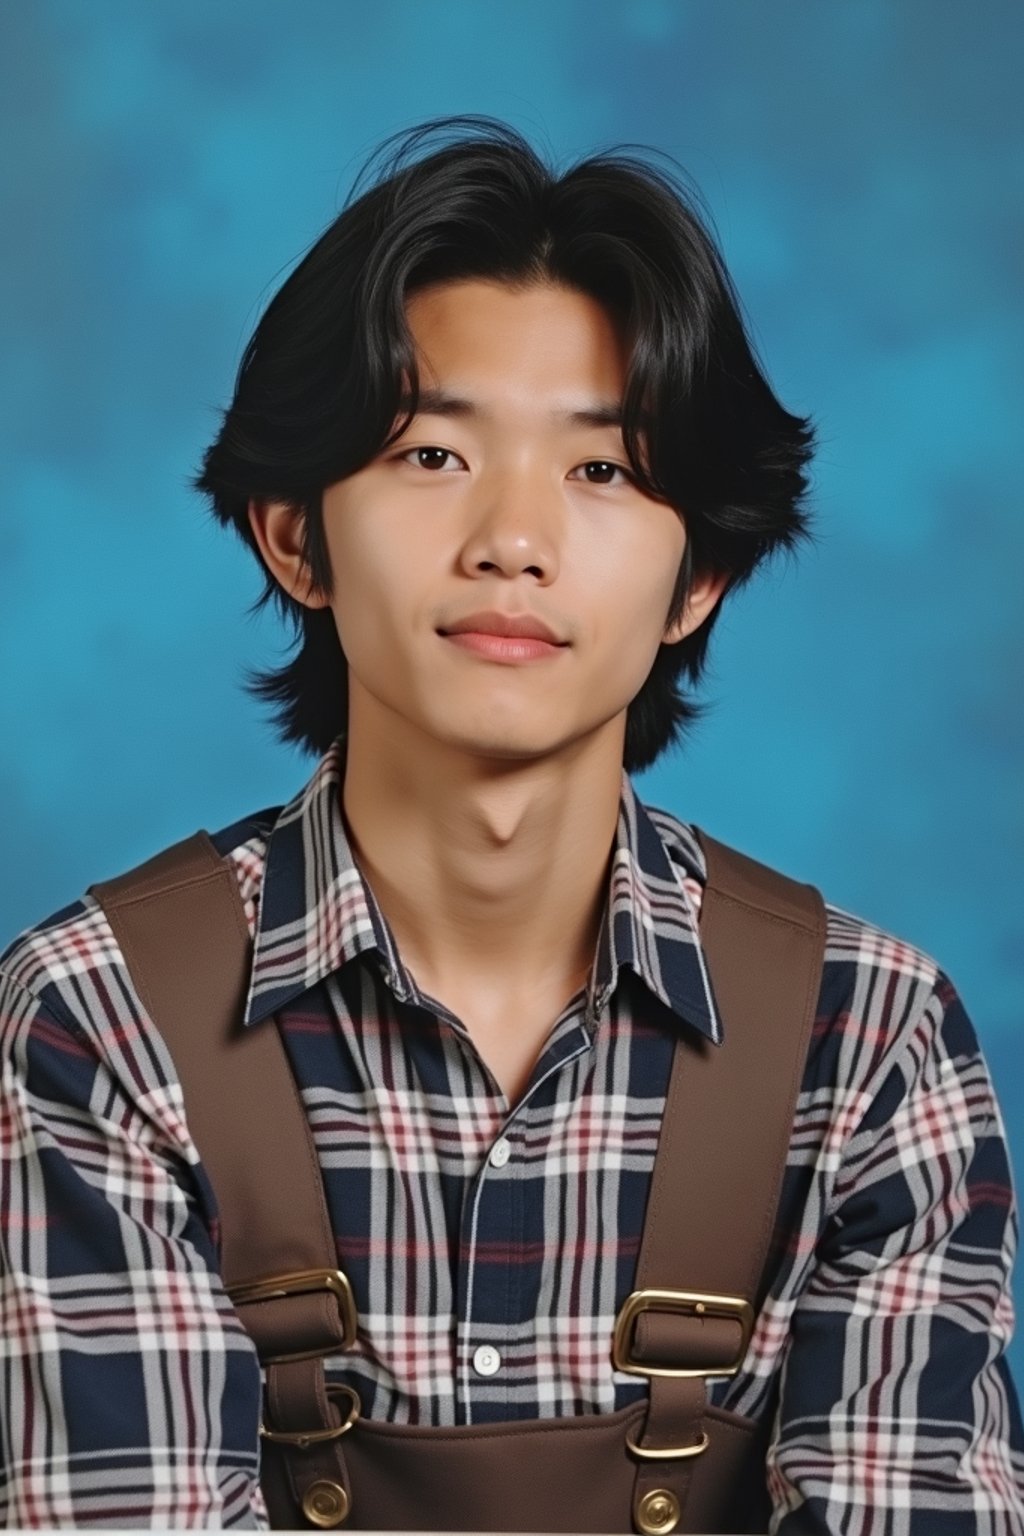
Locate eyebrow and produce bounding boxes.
[396,388,626,431]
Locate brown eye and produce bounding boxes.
[415,447,455,470]
[397,445,466,472]
[576,460,629,485]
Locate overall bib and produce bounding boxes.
[92,827,824,1533]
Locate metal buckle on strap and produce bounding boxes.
[260,1382,361,1448]
[626,1428,710,1461]
[612,1288,754,1379]
[228,1268,359,1358]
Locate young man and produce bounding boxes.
[1,120,1021,1532]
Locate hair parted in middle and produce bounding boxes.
[196,115,814,773]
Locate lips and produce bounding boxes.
[438,610,567,645]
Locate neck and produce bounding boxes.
[340,696,624,1007]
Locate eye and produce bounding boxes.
[571,460,633,486]
[400,445,467,472]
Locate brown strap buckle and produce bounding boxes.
[229,1268,359,1359]
[612,1288,754,1379]
[260,1382,361,1447]
[626,1428,710,1461]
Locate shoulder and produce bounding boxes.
[644,794,941,978]
[0,805,279,1061]
[642,795,957,1083]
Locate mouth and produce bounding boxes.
[436,608,569,663]
[438,630,567,663]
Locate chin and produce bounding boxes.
[467,737,562,763]
[436,725,572,764]
[424,705,622,767]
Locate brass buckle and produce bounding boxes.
[260,1382,361,1448]
[626,1428,710,1461]
[612,1288,753,1379]
[228,1268,359,1361]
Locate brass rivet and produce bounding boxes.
[694,1302,706,1315]
[637,1487,681,1536]
[302,1479,350,1528]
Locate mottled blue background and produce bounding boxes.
[1,1,1021,1380]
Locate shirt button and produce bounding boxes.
[489,1137,512,1169]
[473,1344,501,1377]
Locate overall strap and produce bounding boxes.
[91,824,827,1535]
[622,829,826,1535]
[90,834,354,1529]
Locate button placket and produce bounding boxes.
[457,1011,592,1421]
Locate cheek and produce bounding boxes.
[323,514,433,666]
[633,521,688,644]
[575,516,685,652]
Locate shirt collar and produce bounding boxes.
[244,741,722,1045]
[592,772,723,1044]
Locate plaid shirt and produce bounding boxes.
[1,740,1022,1531]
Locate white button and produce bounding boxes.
[489,1137,512,1169]
[473,1344,501,1377]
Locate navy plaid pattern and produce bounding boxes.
[1,740,1022,1529]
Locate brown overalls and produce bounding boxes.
[92,827,824,1533]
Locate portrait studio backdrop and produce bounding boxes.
[1,1,1022,1382]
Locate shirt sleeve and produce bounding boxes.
[0,967,268,1528]
[770,971,1024,1534]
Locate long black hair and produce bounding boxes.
[195,117,813,772]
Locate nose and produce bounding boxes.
[456,469,561,583]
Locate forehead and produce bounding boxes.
[403,279,629,414]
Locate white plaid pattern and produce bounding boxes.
[0,742,1021,1528]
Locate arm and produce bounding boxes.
[0,967,267,1528]
[770,973,1024,1534]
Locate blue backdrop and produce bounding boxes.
[1,1,1021,1383]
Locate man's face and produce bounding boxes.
[274,279,720,766]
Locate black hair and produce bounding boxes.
[195,116,813,773]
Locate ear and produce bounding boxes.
[661,567,730,646]
[247,499,330,609]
